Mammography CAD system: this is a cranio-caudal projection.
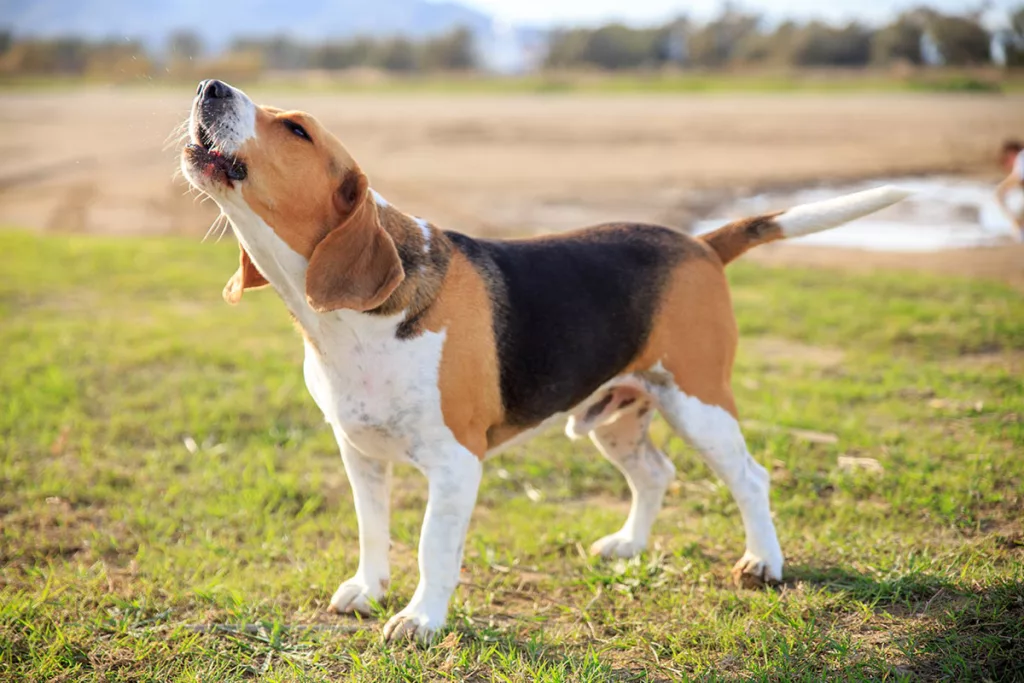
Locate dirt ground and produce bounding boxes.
[2,88,1023,285]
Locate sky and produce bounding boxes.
[458,0,1017,28]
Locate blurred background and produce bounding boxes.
[1,0,1023,283]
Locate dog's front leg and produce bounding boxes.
[329,440,392,615]
[383,442,481,644]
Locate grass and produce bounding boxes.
[3,69,1023,95]
[1,228,1022,681]
[248,71,1019,96]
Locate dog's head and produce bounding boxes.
[180,79,403,312]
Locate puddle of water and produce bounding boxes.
[694,177,1024,252]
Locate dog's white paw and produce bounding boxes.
[589,532,646,559]
[328,576,386,616]
[731,550,783,588]
[382,604,446,644]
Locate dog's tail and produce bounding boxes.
[700,186,911,266]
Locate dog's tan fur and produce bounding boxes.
[217,102,894,462]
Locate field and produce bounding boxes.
[2,87,1024,680]
[1,228,1022,681]
[4,86,1024,283]
[2,88,1023,240]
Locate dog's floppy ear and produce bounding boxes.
[223,244,270,305]
[305,171,404,313]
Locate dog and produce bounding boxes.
[180,79,908,643]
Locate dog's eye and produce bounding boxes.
[284,120,311,142]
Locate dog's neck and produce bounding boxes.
[220,188,452,347]
[363,191,453,332]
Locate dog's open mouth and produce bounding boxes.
[184,121,247,184]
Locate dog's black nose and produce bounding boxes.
[200,79,231,100]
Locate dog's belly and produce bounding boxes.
[302,328,452,464]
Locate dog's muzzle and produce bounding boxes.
[184,79,247,183]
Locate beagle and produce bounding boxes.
[180,79,909,643]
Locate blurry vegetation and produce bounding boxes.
[0,35,151,80]
[167,29,203,63]
[546,24,667,70]
[0,5,1022,81]
[0,27,476,79]
[928,13,995,65]
[1004,8,1024,66]
[544,6,1020,70]
[420,27,475,71]
[791,23,873,67]
[872,17,925,65]
[684,11,762,67]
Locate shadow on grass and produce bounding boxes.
[447,627,663,682]
[424,562,1024,681]
[788,563,1024,681]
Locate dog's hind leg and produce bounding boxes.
[630,259,783,586]
[585,394,676,559]
[649,376,783,587]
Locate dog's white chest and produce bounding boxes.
[302,313,450,463]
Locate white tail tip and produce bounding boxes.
[777,185,912,238]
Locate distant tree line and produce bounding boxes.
[0,27,476,77]
[546,7,1024,69]
[1,5,1022,79]
[0,31,152,78]
[228,28,475,72]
